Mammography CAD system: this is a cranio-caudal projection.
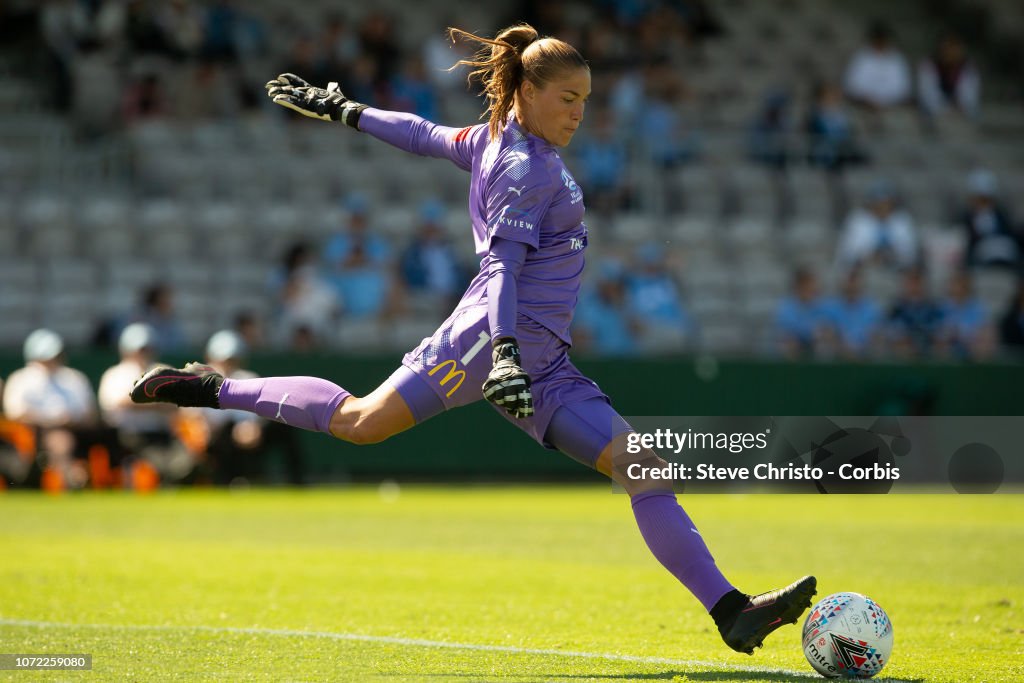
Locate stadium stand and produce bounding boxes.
[0,0,1021,360]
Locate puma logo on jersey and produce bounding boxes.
[508,185,526,197]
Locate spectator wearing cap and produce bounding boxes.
[98,323,180,456]
[194,331,306,485]
[959,169,1020,270]
[3,329,98,488]
[836,180,921,272]
[399,199,465,310]
[4,330,96,429]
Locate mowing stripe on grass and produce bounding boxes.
[0,617,814,677]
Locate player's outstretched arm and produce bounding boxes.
[266,73,367,127]
[266,72,481,171]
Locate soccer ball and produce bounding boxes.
[801,592,894,678]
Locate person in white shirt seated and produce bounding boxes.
[836,180,921,272]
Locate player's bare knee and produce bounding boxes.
[329,400,395,445]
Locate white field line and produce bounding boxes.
[0,617,816,677]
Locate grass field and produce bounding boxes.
[0,487,1021,682]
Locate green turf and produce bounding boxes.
[0,488,1021,682]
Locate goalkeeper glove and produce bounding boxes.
[265,73,367,128]
[482,338,534,419]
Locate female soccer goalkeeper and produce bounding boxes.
[132,23,815,654]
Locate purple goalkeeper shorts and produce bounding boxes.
[397,304,609,448]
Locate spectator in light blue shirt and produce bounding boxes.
[574,260,638,357]
[625,243,694,352]
[324,192,392,268]
[938,269,993,360]
[775,267,830,358]
[822,267,882,358]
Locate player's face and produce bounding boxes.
[521,68,591,147]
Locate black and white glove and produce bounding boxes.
[265,73,367,128]
[482,338,534,419]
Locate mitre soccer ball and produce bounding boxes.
[801,592,894,678]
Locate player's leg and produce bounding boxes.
[545,397,816,655]
[545,399,737,608]
[130,363,445,445]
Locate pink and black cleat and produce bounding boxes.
[719,575,817,655]
[130,362,224,408]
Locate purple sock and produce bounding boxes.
[217,376,351,434]
[631,489,735,612]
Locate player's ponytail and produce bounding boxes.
[448,23,587,141]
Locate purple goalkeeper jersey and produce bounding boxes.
[358,109,588,344]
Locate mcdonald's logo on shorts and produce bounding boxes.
[428,359,466,398]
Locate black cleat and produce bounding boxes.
[130,362,224,408]
[719,575,817,655]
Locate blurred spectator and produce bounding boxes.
[836,180,920,272]
[201,0,242,63]
[937,270,994,360]
[635,60,700,167]
[775,267,830,358]
[320,12,359,75]
[748,89,792,171]
[98,323,191,482]
[423,18,475,94]
[131,282,188,352]
[959,169,1021,270]
[4,329,95,429]
[399,200,464,309]
[324,193,392,267]
[822,267,883,358]
[192,330,306,485]
[806,80,866,173]
[3,329,98,489]
[887,267,944,358]
[173,58,242,121]
[70,39,123,138]
[357,11,400,86]
[998,280,1024,352]
[574,106,631,213]
[388,56,440,120]
[271,242,340,347]
[233,310,267,352]
[843,21,911,109]
[327,242,402,321]
[278,34,333,95]
[573,262,638,356]
[673,0,724,42]
[624,244,695,352]
[917,33,980,120]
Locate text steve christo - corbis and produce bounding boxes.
[623,429,901,482]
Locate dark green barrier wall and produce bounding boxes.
[1,352,1019,479]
